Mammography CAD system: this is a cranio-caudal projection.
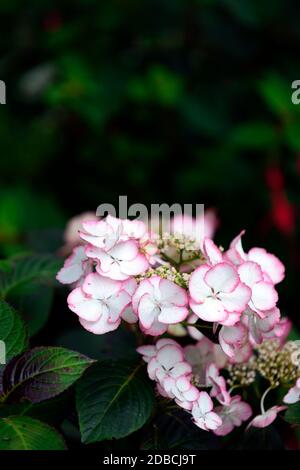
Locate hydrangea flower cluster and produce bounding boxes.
[57,213,300,436]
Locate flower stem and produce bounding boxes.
[229,385,240,394]
[182,322,213,330]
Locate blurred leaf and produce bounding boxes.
[0,254,62,299]
[220,0,260,26]
[178,147,254,195]
[0,300,28,365]
[0,261,12,272]
[0,187,64,240]
[45,56,122,127]
[128,65,183,106]
[26,228,64,254]
[229,121,278,149]
[0,416,66,450]
[288,326,300,341]
[237,425,284,449]
[142,410,220,450]
[284,120,300,151]
[285,403,300,425]
[10,283,54,337]
[0,117,61,183]
[181,97,228,136]
[258,74,293,117]
[0,391,72,425]
[56,325,138,361]
[76,361,155,443]
[1,347,94,404]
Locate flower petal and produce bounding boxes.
[159,278,188,306]
[109,240,139,261]
[136,345,156,361]
[204,263,239,293]
[82,272,121,298]
[171,362,192,378]
[238,261,263,288]
[141,318,168,336]
[79,314,120,335]
[56,262,84,285]
[225,230,246,265]
[251,281,278,311]
[67,287,102,321]
[158,305,188,324]
[198,391,213,414]
[56,246,86,284]
[205,411,223,430]
[249,410,278,429]
[107,289,131,323]
[248,247,285,284]
[132,279,153,313]
[219,283,251,313]
[156,344,184,370]
[190,297,228,322]
[138,293,159,329]
[189,265,211,302]
[120,253,149,275]
[121,307,138,324]
[203,238,223,265]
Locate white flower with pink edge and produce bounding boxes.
[238,261,278,315]
[206,363,231,405]
[56,246,93,286]
[80,215,123,250]
[189,262,251,323]
[191,392,222,431]
[214,396,252,436]
[225,230,285,285]
[67,272,131,334]
[219,322,252,361]
[86,239,149,281]
[133,276,188,336]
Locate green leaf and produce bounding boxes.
[237,425,284,449]
[0,391,72,425]
[0,261,12,273]
[0,416,66,450]
[76,361,155,443]
[0,254,62,299]
[56,325,138,361]
[287,326,300,341]
[0,300,28,365]
[142,410,220,450]
[285,402,300,425]
[1,347,94,404]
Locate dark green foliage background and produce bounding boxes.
[0,0,300,450]
[1,1,300,315]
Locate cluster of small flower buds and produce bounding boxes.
[256,339,300,387]
[57,212,299,435]
[136,265,190,289]
[158,232,204,267]
[227,359,257,388]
